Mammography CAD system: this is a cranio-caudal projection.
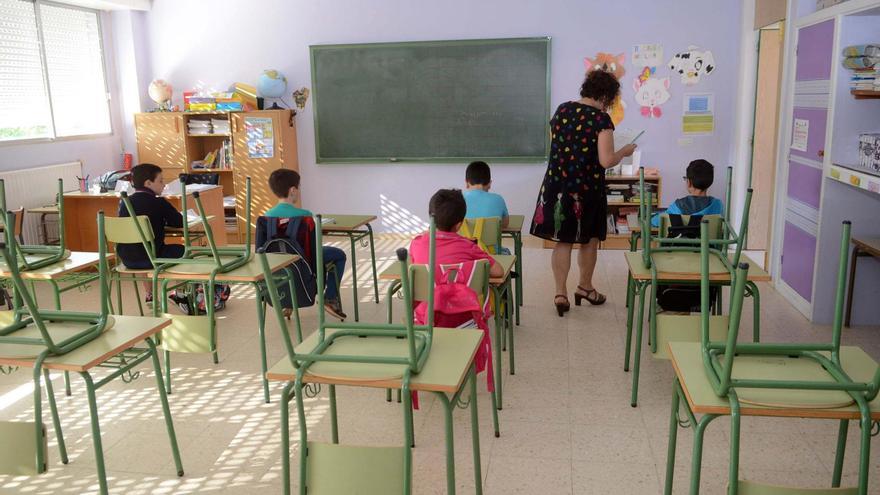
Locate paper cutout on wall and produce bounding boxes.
[633,75,670,119]
[632,43,663,68]
[584,52,626,125]
[682,93,715,135]
[792,118,809,152]
[668,46,716,85]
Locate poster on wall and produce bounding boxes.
[584,52,626,125]
[245,117,275,158]
[791,118,809,152]
[682,93,715,135]
[633,68,670,119]
[632,43,663,68]
[668,46,716,85]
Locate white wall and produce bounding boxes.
[7,0,742,232]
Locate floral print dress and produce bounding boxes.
[530,101,614,243]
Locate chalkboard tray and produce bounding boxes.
[310,37,551,163]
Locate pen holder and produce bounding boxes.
[78,178,88,192]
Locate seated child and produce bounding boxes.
[410,189,504,279]
[266,169,347,320]
[462,161,511,255]
[651,159,723,227]
[117,163,184,304]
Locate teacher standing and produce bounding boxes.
[530,70,636,317]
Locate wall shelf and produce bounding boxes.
[850,89,880,99]
[828,164,880,195]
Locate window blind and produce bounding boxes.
[0,0,53,140]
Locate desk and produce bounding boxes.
[625,213,658,251]
[155,253,299,402]
[62,186,226,251]
[845,237,880,328]
[267,327,484,495]
[27,205,60,245]
[380,254,516,411]
[0,315,182,495]
[502,215,524,325]
[665,342,880,494]
[320,214,379,322]
[623,251,770,407]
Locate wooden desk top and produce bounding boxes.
[266,327,481,394]
[0,315,170,372]
[27,205,59,215]
[320,214,377,232]
[669,342,880,420]
[853,238,880,258]
[63,185,220,199]
[157,253,298,282]
[503,215,524,233]
[379,254,516,285]
[624,251,770,282]
[0,251,109,280]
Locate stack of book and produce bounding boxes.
[849,68,880,91]
[187,120,212,135]
[842,44,879,91]
[211,118,230,135]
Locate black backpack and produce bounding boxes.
[256,216,318,309]
[657,214,717,312]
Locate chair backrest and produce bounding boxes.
[659,214,722,239]
[104,215,155,245]
[0,208,25,244]
[459,217,502,254]
[0,179,67,270]
[0,211,110,356]
[258,215,438,376]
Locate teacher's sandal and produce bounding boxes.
[554,294,570,317]
[575,286,606,306]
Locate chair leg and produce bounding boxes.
[386,388,392,402]
[506,282,515,375]
[367,224,379,304]
[133,279,144,317]
[164,349,172,394]
[43,369,68,464]
[147,337,184,476]
[832,419,849,487]
[727,391,741,495]
[468,366,484,495]
[80,372,109,495]
[115,276,123,315]
[630,284,647,407]
[857,407,872,495]
[490,377,500,438]
[624,277,636,372]
[281,382,295,495]
[63,371,71,396]
[845,246,859,328]
[689,415,719,495]
[747,281,760,342]
[664,378,681,495]
[329,384,338,444]
[256,295,270,403]
[349,235,360,322]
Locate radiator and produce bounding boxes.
[0,161,82,244]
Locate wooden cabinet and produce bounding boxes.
[230,110,299,238]
[133,109,299,243]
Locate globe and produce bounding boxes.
[257,70,287,98]
[148,79,173,105]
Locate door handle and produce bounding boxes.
[818,149,824,158]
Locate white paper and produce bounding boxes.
[163,179,182,196]
[114,180,133,194]
[682,93,715,135]
[683,93,714,113]
[185,209,201,225]
[791,118,809,152]
[632,44,663,68]
[668,46,716,85]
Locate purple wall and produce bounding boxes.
[781,221,817,301]
[795,19,835,81]
[786,161,823,208]
[133,0,743,230]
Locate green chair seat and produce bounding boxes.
[652,251,729,276]
[0,421,47,475]
[295,332,409,382]
[725,354,855,409]
[305,442,406,495]
[163,255,253,275]
[0,250,72,270]
[0,315,116,359]
[654,314,728,360]
[160,314,214,353]
[737,479,857,495]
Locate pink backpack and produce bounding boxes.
[414,261,494,398]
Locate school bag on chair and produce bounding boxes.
[255,216,318,309]
[656,214,718,312]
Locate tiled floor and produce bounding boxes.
[1,237,879,494]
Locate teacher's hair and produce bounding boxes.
[579,70,620,110]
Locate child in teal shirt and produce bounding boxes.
[266,169,347,320]
[651,159,723,227]
[462,161,510,254]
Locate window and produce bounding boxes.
[0,0,111,142]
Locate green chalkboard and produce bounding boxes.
[310,37,551,163]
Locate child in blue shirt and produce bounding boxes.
[652,159,723,227]
[462,161,511,254]
[266,169,347,320]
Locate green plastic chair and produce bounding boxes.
[663,220,878,495]
[118,176,254,390]
[0,179,69,271]
[624,166,760,406]
[459,217,503,254]
[103,214,154,316]
[0,211,184,494]
[262,215,442,495]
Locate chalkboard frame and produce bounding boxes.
[309,37,552,164]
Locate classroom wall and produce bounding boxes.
[0,12,125,177]
[132,0,743,231]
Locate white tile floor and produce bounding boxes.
[1,238,879,494]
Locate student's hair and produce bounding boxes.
[465,161,492,186]
[268,169,301,198]
[579,70,621,110]
[131,163,162,189]
[686,159,715,191]
[429,188,467,231]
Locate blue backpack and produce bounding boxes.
[256,216,318,309]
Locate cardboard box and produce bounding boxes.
[858,134,880,174]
